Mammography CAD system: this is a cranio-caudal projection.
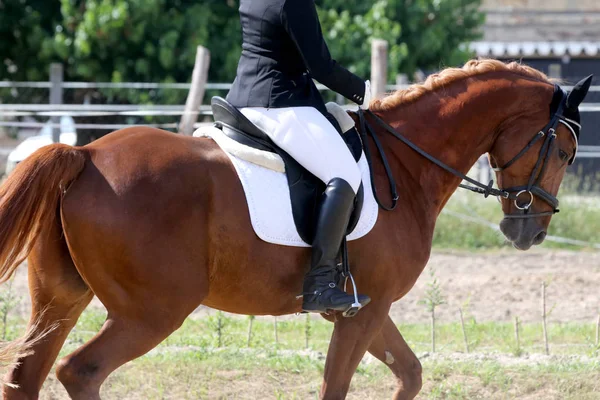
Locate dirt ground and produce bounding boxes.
[8,249,600,325]
[392,249,600,324]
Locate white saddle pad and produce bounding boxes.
[194,126,379,247]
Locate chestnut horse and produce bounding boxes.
[0,60,591,399]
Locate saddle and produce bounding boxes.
[210,97,365,244]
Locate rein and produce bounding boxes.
[356,86,578,219]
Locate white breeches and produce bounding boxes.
[239,107,362,194]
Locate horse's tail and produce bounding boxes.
[0,144,86,284]
[0,143,86,382]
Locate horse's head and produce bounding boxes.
[489,75,593,250]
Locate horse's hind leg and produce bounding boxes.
[54,259,208,399]
[3,217,93,399]
[55,315,164,398]
[55,305,199,399]
[367,316,422,400]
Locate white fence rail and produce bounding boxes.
[2,81,600,159]
[3,80,600,92]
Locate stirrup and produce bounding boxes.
[339,238,364,317]
[342,270,364,317]
[299,279,367,317]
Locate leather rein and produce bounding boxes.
[355,86,580,219]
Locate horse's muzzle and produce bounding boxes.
[499,218,547,251]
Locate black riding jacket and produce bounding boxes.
[226,0,366,113]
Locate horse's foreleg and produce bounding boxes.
[320,304,390,399]
[367,316,422,400]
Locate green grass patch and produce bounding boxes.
[0,308,594,398]
[89,351,599,399]
[45,309,600,359]
[433,189,600,250]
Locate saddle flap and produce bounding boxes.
[209,97,365,244]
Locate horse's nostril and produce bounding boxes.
[534,231,547,245]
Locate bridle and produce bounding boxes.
[356,85,581,219]
[490,86,580,218]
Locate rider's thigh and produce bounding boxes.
[240,107,361,193]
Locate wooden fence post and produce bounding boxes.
[179,46,211,135]
[274,317,279,347]
[49,63,64,143]
[247,315,255,347]
[305,314,311,349]
[541,282,549,355]
[595,314,599,347]
[459,308,469,353]
[514,316,520,353]
[371,39,388,99]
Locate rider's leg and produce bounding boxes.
[239,107,361,191]
[301,176,371,313]
[240,107,370,313]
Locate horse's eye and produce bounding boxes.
[558,149,570,162]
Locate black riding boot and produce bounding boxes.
[302,178,371,314]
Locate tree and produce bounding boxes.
[389,0,485,76]
[1,0,484,87]
[52,0,240,84]
[0,0,62,80]
[318,1,404,80]
[318,0,485,80]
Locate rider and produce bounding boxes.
[226,0,371,314]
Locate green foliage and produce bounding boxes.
[419,268,446,313]
[0,277,19,340]
[0,0,62,80]
[206,310,229,347]
[560,169,600,194]
[318,0,485,80]
[305,313,312,349]
[389,0,485,76]
[433,190,600,250]
[52,0,239,84]
[1,0,484,90]
[317,1,404,79]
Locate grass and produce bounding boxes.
[33,309,596,358]
[432,182,600,250]
[79,354,598,400]
[0,308,588,398]
[422,360,600,400]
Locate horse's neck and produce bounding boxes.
[377,77,545,214]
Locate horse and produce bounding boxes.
[0,59,592,399]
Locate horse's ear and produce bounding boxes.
[566,75,593,109]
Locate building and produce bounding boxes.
[472,0,600,181]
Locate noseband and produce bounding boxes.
[356,85,580,219]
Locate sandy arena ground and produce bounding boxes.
[392,249,600,324]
